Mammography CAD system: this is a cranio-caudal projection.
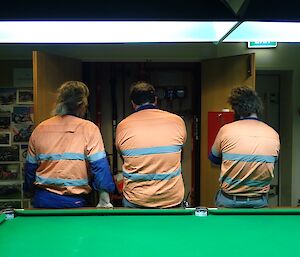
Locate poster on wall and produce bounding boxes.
[13,68,33,88]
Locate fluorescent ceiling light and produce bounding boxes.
[224,22,300,42]
[0,21,237,43]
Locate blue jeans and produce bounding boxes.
[122,198,146,208]
[215,190,268,208]
[122,198,183,209]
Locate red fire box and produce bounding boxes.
[207,111,234,156]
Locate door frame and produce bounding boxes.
[256,70,293,206]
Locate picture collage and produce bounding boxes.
[0,87,33,209]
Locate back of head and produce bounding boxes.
[55,81,89,117]
[228,86,263,118]
[130,81,156,105]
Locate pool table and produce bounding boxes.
[1,208,300,257]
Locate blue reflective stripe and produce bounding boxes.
[123,167,181,181]
[26,154,38,164]
[37,153,85,161]
[87,151,106,162]
[121,145,182,157]
[36,175,88,187]
[222,153,277,163]
[223,177,270,187]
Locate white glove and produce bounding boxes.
[96,190,113,208]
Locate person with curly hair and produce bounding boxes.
[209,86,280,208]
[24,81,115,208]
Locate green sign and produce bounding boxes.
[247,41,277,48]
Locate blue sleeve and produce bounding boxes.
[89,158,116,193]
[208,151,222,165]
[23,162,38,193]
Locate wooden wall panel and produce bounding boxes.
[33,51,81,125]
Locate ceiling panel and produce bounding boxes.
[0,0,236,21]
[242,0,300,22]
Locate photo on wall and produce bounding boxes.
[12,124,34,143]
[0,105,12,130]
[0,88,17,105]
[12,106,34,124]
[0,105,13,114]
[0,200,22,209]
[0,145,19,161]
[20,144,28,162]
[0,163,20,180]
[16,89,33,104]
[0,132,11,146]
[0,116,11,130]
[0,184,22,199]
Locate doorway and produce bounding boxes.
[256,73,280,206]
[31,52,257,207]
[82,54,256,207]
[256,70,293,206]
[83,62,200,206]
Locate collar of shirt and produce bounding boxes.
[135,104,158,112]
[240,117,260,121]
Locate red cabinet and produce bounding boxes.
[207,111,234,155]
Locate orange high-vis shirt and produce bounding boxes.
[116,107,187,208]
[25,115,115,195]
[211,118,280,196]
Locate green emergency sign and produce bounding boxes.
[247,41,277,48]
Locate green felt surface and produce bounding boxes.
[0,208,300,257]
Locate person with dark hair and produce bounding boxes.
[209,86,280,208]
[24,81,115,208]
[116,81,187,208]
